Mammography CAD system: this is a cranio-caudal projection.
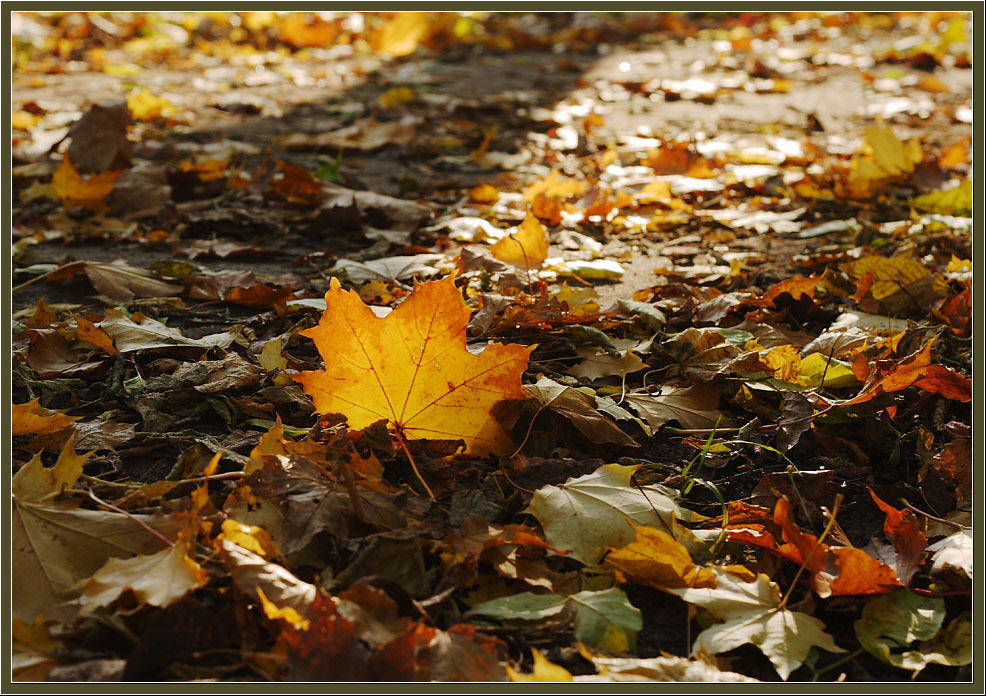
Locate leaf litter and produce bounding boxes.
[10,10,972,684]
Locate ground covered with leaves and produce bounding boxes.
[11,11,973,683]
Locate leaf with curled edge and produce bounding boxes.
[296,275,533,456]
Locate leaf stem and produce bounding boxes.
[896,499,970,530]
[393,429,436,502]
[85,489,175,548]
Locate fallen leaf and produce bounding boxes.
[97,308,237,352]
[604,523,717,590]
[525,463,703,566]
[507,649,573,682]
[669,569,845,680]
[126,88,176,121]
[220,539,316,614]
[911,180,972,217]
[490,212,549,271]
[854,590,970,674]
[49,260,182,302]
[65,100,132,175]
[280,116,418,151]
[844,338,971,405]
[73,315,118,354]
[578,647,758,682]
[12,398,80,436]
[868,489,927,585]
[926,529,972,578]
[51,156,123,208]
[77,537,207,615]
[624,383,727,431]
[468,587,642,652]
[296,275,532,456]
[522,377,639,448]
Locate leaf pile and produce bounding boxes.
[11,11,971,684]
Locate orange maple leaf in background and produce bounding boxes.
[296,276,533,456]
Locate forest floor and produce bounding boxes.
[10,12,974,684]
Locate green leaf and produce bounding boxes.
[854,589,969,674]
[618,299,666,331]
[524,463,704,566]
[911,180,972,217]
[468,587,641,652]
[568,588,642,652]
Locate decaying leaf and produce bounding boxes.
[624,383,727,431]
[296,275,532,456]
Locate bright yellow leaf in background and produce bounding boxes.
[51,156,123,208]
[491,212,550,270]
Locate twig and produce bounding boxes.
[86,489,175,548]
[897,499,970,530]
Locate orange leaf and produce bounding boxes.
[469,183,499,204]
[224,283,297,308]
[74,315,118,354]
[868,488,927,585]
[761,276,821,306]
[846,338,969,405]
[51,155,123,208]
[295,275,533,455]
[266,161,324,207]
[12,398,80,436]
[490,212,549,271]
[822,547,902,596]
[522,170,586,202]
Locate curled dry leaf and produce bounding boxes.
[49,260,182,302]
[76,538,207,615]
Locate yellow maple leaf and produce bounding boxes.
[12,398,80,436]
[490,212,549,270]
[605,523,717,590]
[295,275,532,456]
[51,156,123,208]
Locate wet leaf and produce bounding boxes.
[296,275,532,456]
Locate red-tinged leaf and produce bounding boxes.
[920,438,971,502]
[761,276,821,306]
[913,365,971,402]
[843,338,966,406]
[868,488,927,585]
[284,593,373,681]
[224,283,297,308]
[820,547,902,596]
